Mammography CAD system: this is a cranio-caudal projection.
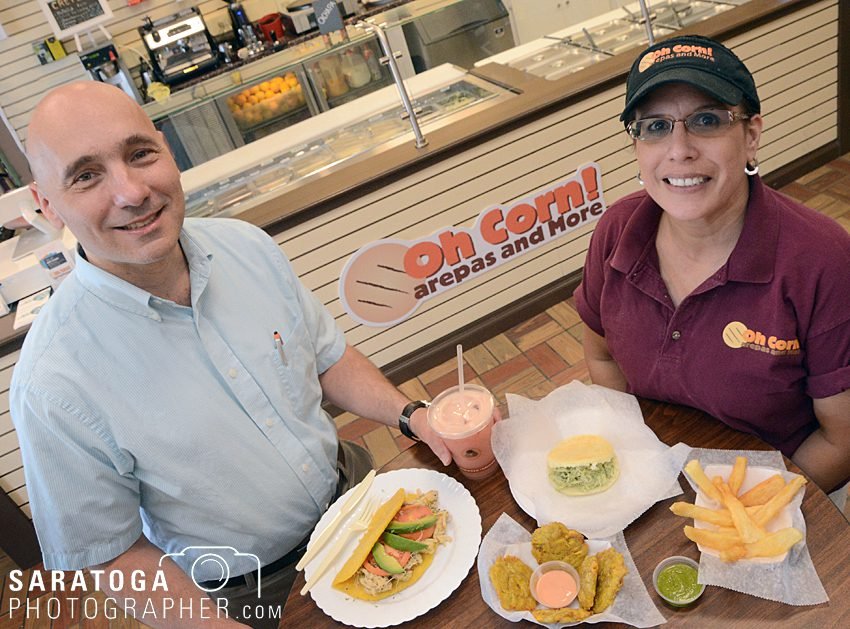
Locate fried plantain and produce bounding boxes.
[592,547,627,614]
[577,553,599,611]
[532,607,593,624]
[530,522,588,568]
[489,555,537,611]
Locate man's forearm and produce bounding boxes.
[319,345,408,426]
[95,537,246,628]
[320,344,452,464]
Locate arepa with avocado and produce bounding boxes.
[548,435,619,495]
[333,489,450,600]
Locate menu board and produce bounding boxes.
[37,0,113,39]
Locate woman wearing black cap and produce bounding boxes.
[574,35,850,498]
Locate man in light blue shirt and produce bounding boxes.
[11,81,452,628]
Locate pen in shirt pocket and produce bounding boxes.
[273,330,288,365]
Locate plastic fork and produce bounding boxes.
[300,498,378,596]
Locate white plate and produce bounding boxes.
[306,468,482,627]
[694,464,798,563]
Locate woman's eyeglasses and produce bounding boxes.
[626,109,751,142]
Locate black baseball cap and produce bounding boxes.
[620,35,760,123]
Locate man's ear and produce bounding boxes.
[29,182,65,230]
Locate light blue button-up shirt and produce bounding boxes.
[11,218,346,579]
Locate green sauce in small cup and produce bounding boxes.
[656,563,701,603]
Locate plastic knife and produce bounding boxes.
[295,468,376,571]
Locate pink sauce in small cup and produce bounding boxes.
[534,570,578,608]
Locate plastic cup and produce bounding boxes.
[530,560,580,608]
[653,556,705,607]
[427,383,499,480]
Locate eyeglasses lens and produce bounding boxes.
[628,110,741,141]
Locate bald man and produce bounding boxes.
[11,82,450,628]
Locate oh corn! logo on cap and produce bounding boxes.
[621,35,760,123]
[637,43,715,73]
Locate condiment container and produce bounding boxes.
[316,55,349,98]
[653,556,705,607]
[530,560,580,608]
[341,49,371,89]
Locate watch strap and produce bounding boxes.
[399,400,428,441]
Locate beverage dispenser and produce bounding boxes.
[79,43,144,104]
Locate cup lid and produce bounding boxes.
[427,384,494,438]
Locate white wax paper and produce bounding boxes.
[478,513,666,627]
[684,448,828,606]
[494,381,689,537]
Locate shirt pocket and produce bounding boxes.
[270,314,323,419]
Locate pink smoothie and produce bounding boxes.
[428,384,498,480]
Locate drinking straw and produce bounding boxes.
[456,344,464,394]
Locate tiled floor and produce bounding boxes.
[2,153,850,627]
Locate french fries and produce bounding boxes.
[745,528,804,559]
[684,460,723,504]
[728,456,747,495]
[674,457,807,562]
[671,502,733,527]
[753,476,807,527]
[718,482,764,544]
[739,474,785,506]
[670,502,761,528]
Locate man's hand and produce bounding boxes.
[410,407,451,465]
[409,402,504,467]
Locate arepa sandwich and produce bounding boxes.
[548,435,619,495]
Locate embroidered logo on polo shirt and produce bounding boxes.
[722,321,800,356]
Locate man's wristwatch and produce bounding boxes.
[398,400,429,442]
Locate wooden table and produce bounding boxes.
[282,400,850,627]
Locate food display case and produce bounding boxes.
[304,38,394,110]
[217,65,316,144]
[182,73,507,219]
[477,0,744,81]
[641,0,748,30]
[150,31,397,170]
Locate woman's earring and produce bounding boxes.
[637,171,644,186]
[745,159,759,176]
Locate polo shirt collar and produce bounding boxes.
[610,176,777,284]
[73,227,214,318]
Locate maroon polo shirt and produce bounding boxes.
[575,176,850,457]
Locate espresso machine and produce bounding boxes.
[79,43,143,104]
[139,7,220,86]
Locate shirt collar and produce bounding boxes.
[610,176,777,284]
[73,227,214,318]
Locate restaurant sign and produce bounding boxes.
[339,163,607,327]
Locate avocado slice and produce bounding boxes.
[371,543,405,575]
[382,531,428,552]
[385,513,438,533]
